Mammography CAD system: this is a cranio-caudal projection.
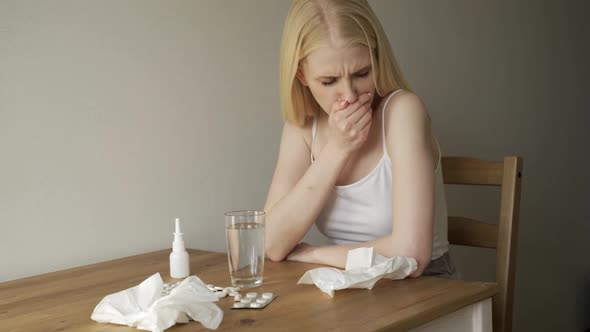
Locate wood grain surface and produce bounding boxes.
[0,249,497,331]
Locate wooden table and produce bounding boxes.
[0,249,497,331]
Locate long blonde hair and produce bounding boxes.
[279,0,411,126]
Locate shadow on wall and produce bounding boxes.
[577,269,590,332]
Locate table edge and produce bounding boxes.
[376,280,499,332]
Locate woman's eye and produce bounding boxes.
[320,72,368,86]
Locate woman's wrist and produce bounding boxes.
[322,141,352,164]
[309,244,348,268]
[310,245,324,265]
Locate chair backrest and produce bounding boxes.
[441,156,523,332]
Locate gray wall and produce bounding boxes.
[371,2,589,331]
[1,1,587,331]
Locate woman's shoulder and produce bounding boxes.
[383,90,439,170]
[383,89,426,111]
[383,90,431,129]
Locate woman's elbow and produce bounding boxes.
[409,253,432,278]
[265,244,287,262]
[265,226,285,262]
[384,237,431,277]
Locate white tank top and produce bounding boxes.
[311,90,449,260]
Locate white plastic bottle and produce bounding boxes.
[169,218,190,278]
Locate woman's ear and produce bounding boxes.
[296,68,309,87]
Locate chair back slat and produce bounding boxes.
[441,157,504,185]
[448,216,498,249]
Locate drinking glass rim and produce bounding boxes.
[224,210,266,217]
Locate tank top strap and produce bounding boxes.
[381,89,404,157]
[434,134,442,172]
[311,116,318,163]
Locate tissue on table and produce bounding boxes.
[91,273,223,332]
[345,247,376,271]
[297,247,417,297]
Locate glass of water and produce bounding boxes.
[224,210,265,288]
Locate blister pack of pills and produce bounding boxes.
[162,281,276,310]
[231,291,277,309]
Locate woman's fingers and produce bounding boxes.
[353,108,372,130]
[341,92,372,118]
[331,92,371,119]
[347,103,370,124]
[330,99,349,115]
[325,91,374,154]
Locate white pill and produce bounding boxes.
[234,294,242,301]
[215,290,228,298]
[229,292,238,297]
[214,286,224,291]
[207,284,214,288]
[240,298,252,304]
[234,286,241,291]
[256,298,268,304]
[233,302,246,308]
[163,283,170,287]
[246,292,257,299]
[249,302,262,308]
[262,292,273,299]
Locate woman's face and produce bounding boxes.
[297,43,377,115]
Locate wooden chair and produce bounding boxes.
[441,156,523,332]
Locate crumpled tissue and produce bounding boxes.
[297,247,417,297]
[91,273,223,331]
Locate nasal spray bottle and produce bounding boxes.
[169,218,190,279]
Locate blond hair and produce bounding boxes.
[279,0,411,126]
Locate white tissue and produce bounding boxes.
[91,273,223,332]
[297,247,417,297]
[345,247,375,271]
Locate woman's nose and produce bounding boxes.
[339,83,359,104]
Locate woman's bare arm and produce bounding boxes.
[387,91,436,276]
[264,93,374,261]
[263,121,350,262]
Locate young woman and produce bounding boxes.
[264,0,454,277]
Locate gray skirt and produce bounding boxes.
[423,251,457,278]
